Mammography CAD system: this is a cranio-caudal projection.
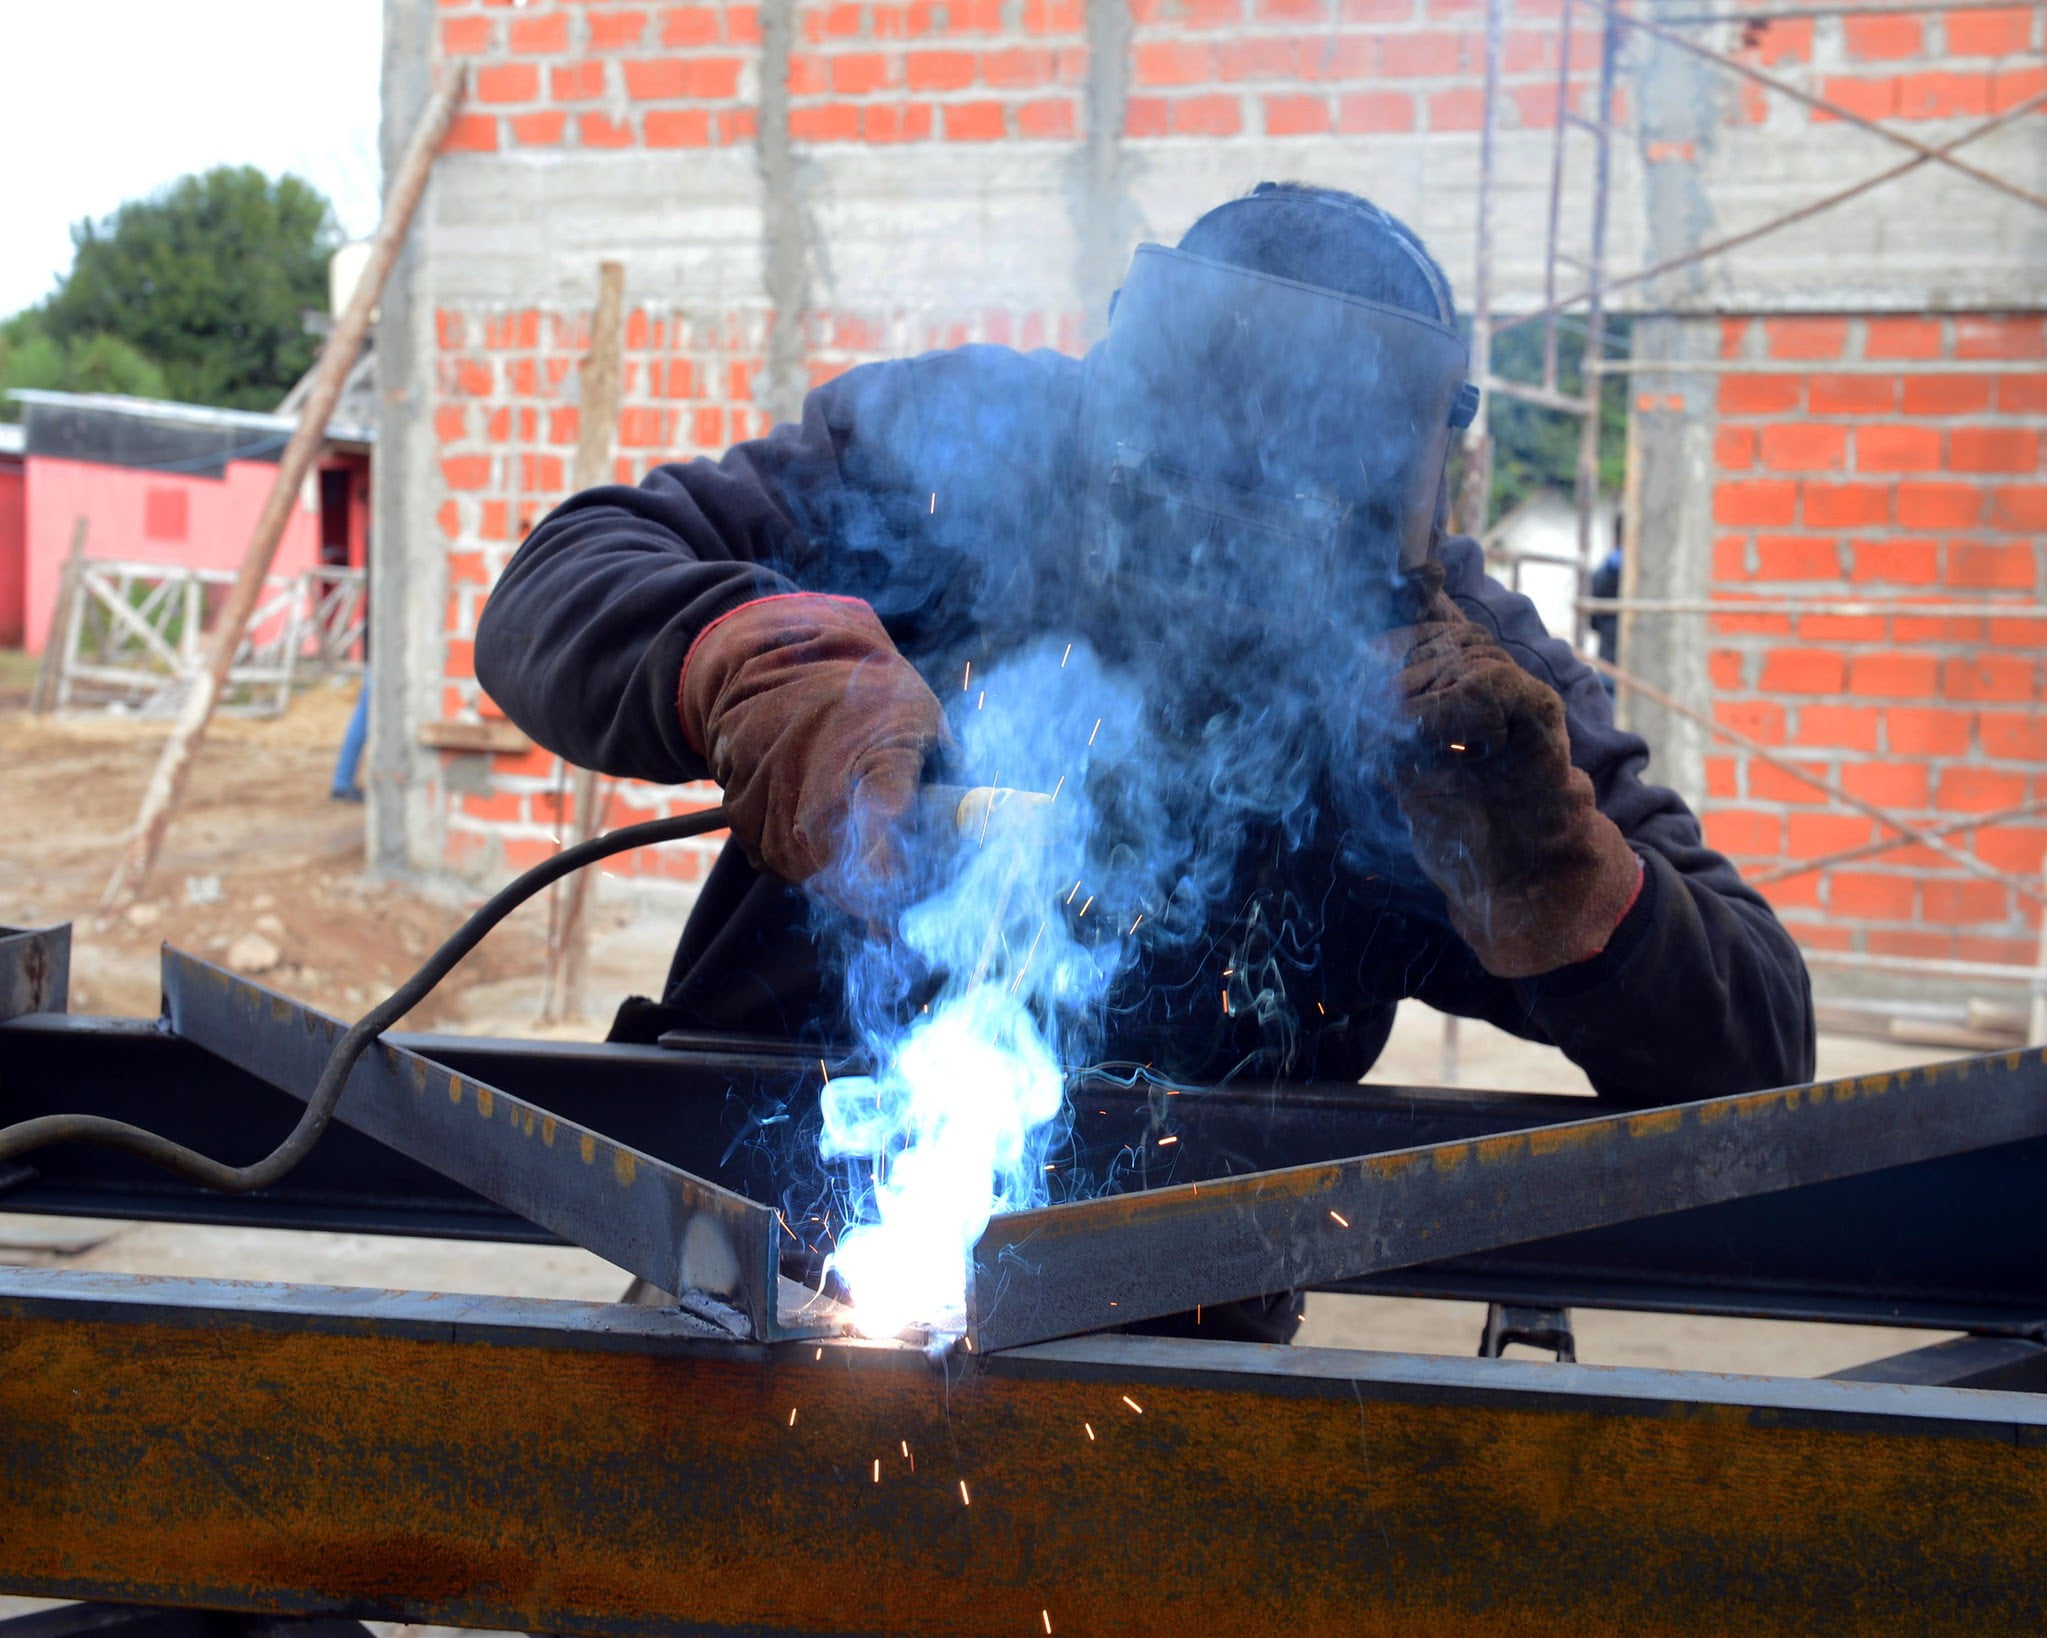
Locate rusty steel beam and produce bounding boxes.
[2,1266,2046,1637]
[971,1046,2047,1350]
[159,949,790,1339]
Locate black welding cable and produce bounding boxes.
[0,807,732,1191]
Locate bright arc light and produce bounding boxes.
[820,986,1064,1337]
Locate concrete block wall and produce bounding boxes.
[1701,311,2046,970]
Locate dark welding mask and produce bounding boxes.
[1078,238,1477,636]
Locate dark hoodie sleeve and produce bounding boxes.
[1411,536,1816,1102]
[473,401,833,785]
[475,345,1076,785]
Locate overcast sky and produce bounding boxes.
[0,1,385,316]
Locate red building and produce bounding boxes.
[1,391,371,654]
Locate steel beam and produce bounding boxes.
[3,1265,2046,1637]
[971,1045,2047,1349]
[11,1010,2047,1334]
[1830,1335,2047,1392]
[0,924,68,1023]
[158,949,789,1339]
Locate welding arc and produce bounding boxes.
[0,808,732,1191]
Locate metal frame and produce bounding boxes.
[970,1042,2047,1349]
[4,1266,2047,1637]
[10,1002,2047,1336]
[7,937,2047,1631]
[155,951,826,1343]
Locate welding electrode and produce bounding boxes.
[0,784,1045,1193]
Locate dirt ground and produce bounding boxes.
[0,683,561,1028]
[0,685,1965,1397]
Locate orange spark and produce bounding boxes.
[959,1480,971,1506]
[1121,1395,1143,1415]
[1329,1210,1350,1228]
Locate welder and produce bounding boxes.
[477,182,1814,1188]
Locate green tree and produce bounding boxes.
[1451,317,1633,524]
[35,165,339,412]
[0,311,168,416]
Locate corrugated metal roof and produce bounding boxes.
[4,388,372,447]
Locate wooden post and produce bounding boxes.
[98,66,468,913]
[538,260,628,1026]
[28,517,88,715]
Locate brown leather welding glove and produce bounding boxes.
[1385,564,1643,979]
[679,593,944,904]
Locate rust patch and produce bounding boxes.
[612,1150,637,1187]
[1627,1109,1683,1139]
[579,1134,597,1165]
[1473,1133,1527,1167]
[5,1310,2046,1637]
[476,1087,493,1120]
[1430,1144,1468,1174]
[540,1117,556,1148]
[447,1077,464,1106]
[1528,1123,1598,1157]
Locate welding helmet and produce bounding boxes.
[1078,210,1477,631]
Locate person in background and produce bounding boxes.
[330,675,368,803]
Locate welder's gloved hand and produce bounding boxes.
[1385,563,1643,980]
[679,593,944,910]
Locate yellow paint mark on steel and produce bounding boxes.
[476,1087,494,1120]
[1627,1109,1683,1139]
[1430,1144,1468,1173]
[541,1118,557,1147]
[580,1134,597,1165]
[613,1150,638,1187]
[1697,1099,1732,1125]
[447,1078,464,1106]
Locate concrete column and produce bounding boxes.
[370,0,449,879]
[1619,29,1720,811]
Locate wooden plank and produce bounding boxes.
[415,719,533,755]
[98,65,469,911]
[540,259,629,1027]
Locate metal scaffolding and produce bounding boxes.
[1459,0,2047,1038]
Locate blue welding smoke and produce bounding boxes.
[785,254,1432,1331]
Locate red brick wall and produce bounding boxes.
[1706,311,2047,970]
